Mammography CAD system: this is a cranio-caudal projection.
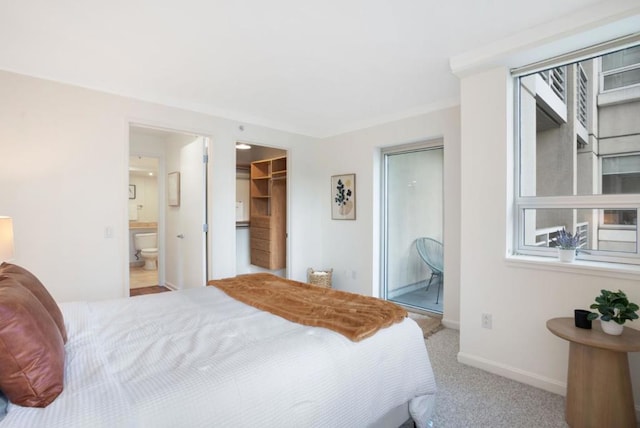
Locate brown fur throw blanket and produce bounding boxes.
[207,273,407,342]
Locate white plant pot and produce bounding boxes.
[558,248,576,263]
[600,320,624,336]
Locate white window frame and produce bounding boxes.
[514,196,640,264]
[513,38,640,266]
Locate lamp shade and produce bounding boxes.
[0,217,14,262]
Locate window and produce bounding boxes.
[515,41,640,264]
[602,155,640,195]
[601,45,640,91]
[601,154,640,229]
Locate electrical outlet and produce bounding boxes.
[481,313,492,329]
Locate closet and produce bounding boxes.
[250,156,286,269]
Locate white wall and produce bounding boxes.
[128,175,158,222]
[458,65,640,413]
[452,5,640,415]
[236,171,250,222]
[0,69,319,302]
[317,107,461,328]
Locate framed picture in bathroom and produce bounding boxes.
[168,172,180,206]
[129,185,136,200]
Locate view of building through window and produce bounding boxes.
[516,42,640,261]
[602,45,640,91]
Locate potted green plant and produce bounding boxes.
[554,228,580,262]
[586,289,639,335]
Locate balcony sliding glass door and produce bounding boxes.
[382,143,444,313]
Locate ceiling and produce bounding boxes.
[129,155,159,177]
[0,0,609,137]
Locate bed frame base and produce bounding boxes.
[370,402,412,428]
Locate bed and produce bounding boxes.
[0,266,436,427]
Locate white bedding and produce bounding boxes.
[1,286,436,427]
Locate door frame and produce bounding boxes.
[380,139,444,310]
[126,121,211,295]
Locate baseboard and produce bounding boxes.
[164,282,178,291]
[457,351,566,396]
[458,352,640,420]
[441,318,459,330]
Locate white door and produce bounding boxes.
[175,137,207,288]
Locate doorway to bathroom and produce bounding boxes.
[129,124,209,294]
[129,154,160,290]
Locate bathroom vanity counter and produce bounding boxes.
[130,222,157,230]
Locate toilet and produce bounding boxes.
[134,232,158,270]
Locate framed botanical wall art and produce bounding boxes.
[331,173,356,220]
[128,185,136,200]
[168,172,180,206]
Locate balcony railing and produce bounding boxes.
[535,222,589,248]
[577,64,588,128]
[539,67,566,102]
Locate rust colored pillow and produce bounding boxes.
[0,262,67,343]
[0,277,64,407]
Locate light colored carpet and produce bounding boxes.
[408,312,443,338]
[423,328,568,428]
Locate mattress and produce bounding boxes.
[1,286,436,427]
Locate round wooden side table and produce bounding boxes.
[547,317,640,428]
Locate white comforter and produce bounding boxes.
[2,287,436,427]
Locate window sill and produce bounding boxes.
[598,84,640,106]
[505,254,640,281]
